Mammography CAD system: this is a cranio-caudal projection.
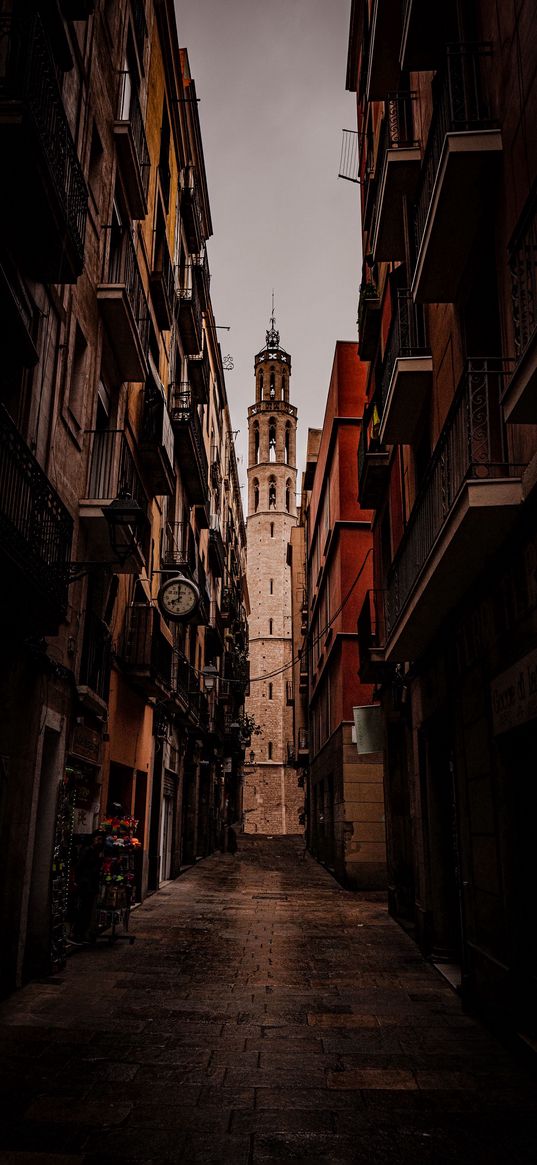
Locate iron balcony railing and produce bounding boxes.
[509,187,537,367]
[209,598,225,644]
[0,12,88,270]
[86,429,147,515]
[171,384,209,483]
[121,604,172,690]
[176,264,203,336]
[385,359,524,638]
[104,229,150,355]
[414,43,497,259]
[0,405,72,617]
[379,290,429,415]
[384,89,419,149]
[116,70,150,204]
[161,521,197,572]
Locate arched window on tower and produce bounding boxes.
[253,422,260,465]
[259,371,263,398]
[253,478,259,512]
[269,368,275,398]
[285,422,290,463]
[285,479,291,513]
[282,372,287,401]
[269,421,276,463]
[268,476,276,509]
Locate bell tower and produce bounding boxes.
[244,305,302,835]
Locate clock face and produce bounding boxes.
[158,576,199,620]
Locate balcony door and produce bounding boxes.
[419,716,464,968]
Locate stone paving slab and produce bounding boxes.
[0,836,536,1163]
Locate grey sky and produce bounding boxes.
[175,0,361,494]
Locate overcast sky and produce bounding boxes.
[175,0,361,495]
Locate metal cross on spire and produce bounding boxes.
[266,289,280,349]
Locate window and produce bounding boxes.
[259,371,263,398]
[282,372,288,401]
[68,323,89,427]
[88,122,103,204]
[270,522,274,538]
[285,479,291,513]
[270,369,275,398]
[269,619,273,634]
[253,422,259,464]
[268,683,273,700]
[268,741,273,760]
[253,478,259,513]
[285,423,290,463]
[269,421,276,462]
[268,477,276,509]
[269,578,273,594]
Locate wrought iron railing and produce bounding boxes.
[384,90,419,149]
[380,290,429,414]
[385,360,523,638]
[0,405,72,615]
[116,70,150,203]
[171,384,208,478]
[176,264,202,338]
[357,275,380,340]
[104,229,150,354]
[85,429,147,514]
[122,604,172,689]
[0,12,87,267]
[161,521,196,571]
[414,43,497,258]
[509,187,537,366]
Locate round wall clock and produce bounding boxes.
[158,574,200,621]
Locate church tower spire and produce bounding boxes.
[243,311,302,835]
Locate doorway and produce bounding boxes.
[419,717,463,971]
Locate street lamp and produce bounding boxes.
[249,749,255,765]
[68,492,147,580]
[202,663,218,693]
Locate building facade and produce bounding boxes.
[0,0,247,996]
[347,0,537,1030]
[243,315,302,834]
[301,342,386,888]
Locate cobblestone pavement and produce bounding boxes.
[1,836,536,1164]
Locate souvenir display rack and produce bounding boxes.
[96,814,139,944]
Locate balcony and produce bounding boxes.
[366,0,402,99]
[149,232,175,331]
[378,291,432,444]
[192,249,211,311]
[412,44,502,303]
[176,266,203,355]
[400,0,448,72]
[188,344,210,405]
[0,405,72,634]
[384,361,525,662]
[120,604,173,697]
[206,598,225,657]
[0,12,88,283]
[357,590,386,683]
[372,93,421,262]
[357,276,381,362]
[97,230,149,382]
[357,419,390,509]
[138,376,175,496]
[502,190,537,423]
[80,429,149,571]
[180,165,203,254]
[161,521,197,576]
[208,512,225,578]
[113,72,150,220]
[170,385,209,505]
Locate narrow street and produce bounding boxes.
[1,837,536,1165]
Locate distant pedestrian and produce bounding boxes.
[227,824,238,855]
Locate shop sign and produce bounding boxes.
[353,705,383,755]
[491,647,537,735]
[70,724,102,766]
